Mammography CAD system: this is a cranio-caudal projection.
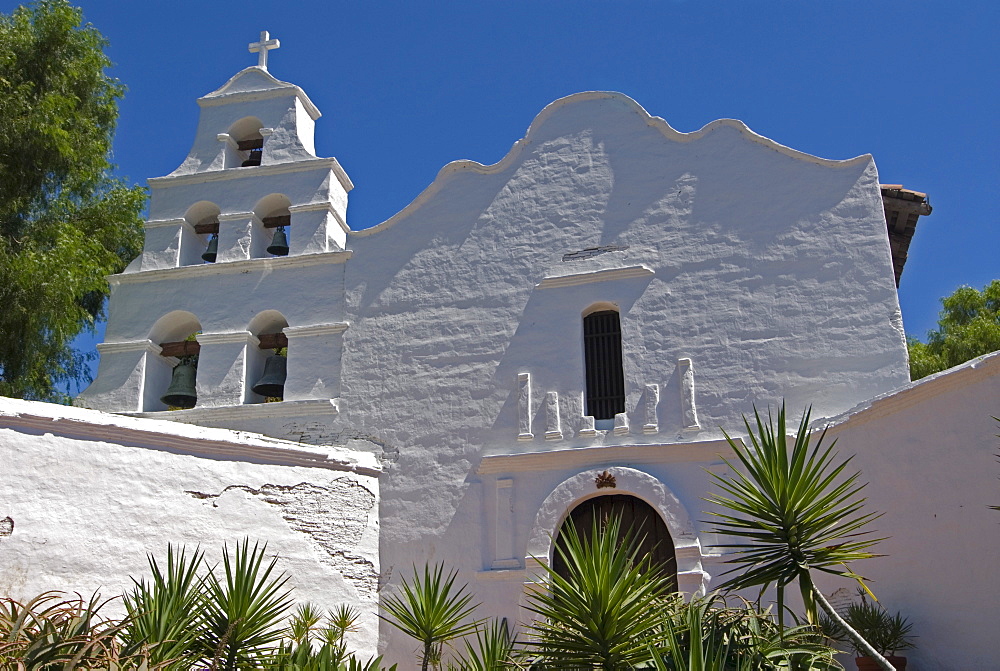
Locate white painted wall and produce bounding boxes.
[0,398,381,657]
[328,92,909,658]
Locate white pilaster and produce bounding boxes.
[281,322,349,401]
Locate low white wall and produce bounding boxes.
[0,398,381,657]
[812,353,1000,670]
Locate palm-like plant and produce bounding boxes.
[705,403,893,670]
[524,515,672,669]
[380,563,482,671]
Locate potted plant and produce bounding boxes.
[823,592,915,670]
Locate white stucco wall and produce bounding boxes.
[0,398,381,657]
[324,92,909,658]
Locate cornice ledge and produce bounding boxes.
[289,201,351,235]
[474,567,527,581]
[96,339,161,356]
[127,398,339,422]
[219,211,254,222]
[197,331,258,346]
[110,250,353,284]
[283,322,349,338]
[536,265,654,289]
[476,436,741,475]
[145,217,186,229]
[149,157,348,189]
[2,402,377,476]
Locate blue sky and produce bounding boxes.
[6,1,997,388]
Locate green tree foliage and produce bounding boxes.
[0,0,144,402]
[907,280,1000,380]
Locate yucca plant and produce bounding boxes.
[705,403,893,670]
[523,515,672,669]
[450,618,516,671]
[198,539,295,670]
[339,653,400,671]
[380,563,482,671]
[277,603,362,670]
[121,544,206,667]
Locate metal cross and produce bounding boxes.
[248,31,280,70]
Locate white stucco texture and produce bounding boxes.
[0,398,381,657]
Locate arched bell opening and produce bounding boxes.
[144,311,202,412]
[246,311,289,404]
[552,493,678,594]
[181,201,220,266]
[226,116,264,168]
[252,194,291,259]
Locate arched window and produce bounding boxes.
[226,117,264,168]
[252,194,291,258]
[553,494,677,592]
[583,308,625,420]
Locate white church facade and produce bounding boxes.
[1,36,997,669]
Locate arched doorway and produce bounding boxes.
[552,494,678,592]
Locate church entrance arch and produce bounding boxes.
[553,494,678,592]
[524,467,707,596]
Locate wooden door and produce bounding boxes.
[552,494,677,592]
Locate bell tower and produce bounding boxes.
[78,33,353,431]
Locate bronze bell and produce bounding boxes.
[160,360,197,408]
[202,233,218,263]
[267,226,289,256]
[252,354,287,398]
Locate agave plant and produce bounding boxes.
[380,563,482,671]
[705,403,894,670]
[523,515,672,669]
[639,591,839,671]
[820,591,915,659]
[0,591,140,668]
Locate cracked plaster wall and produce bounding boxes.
[0,409,381,657]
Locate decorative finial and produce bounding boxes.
[248,31,280,70]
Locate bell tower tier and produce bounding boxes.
[77,33,352,426]
[134,57,353,272]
